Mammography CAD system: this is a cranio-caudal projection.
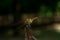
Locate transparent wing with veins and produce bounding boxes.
[25,17,38,25]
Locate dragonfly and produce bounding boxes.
[24,17,38,40]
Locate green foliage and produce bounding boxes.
[40,5,47,13]
[46,10,52,18]
[56,1,60,11]
[57,1,60,8]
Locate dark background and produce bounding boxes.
[0,0,60,40]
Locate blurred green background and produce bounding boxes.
[0,0,60,40]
